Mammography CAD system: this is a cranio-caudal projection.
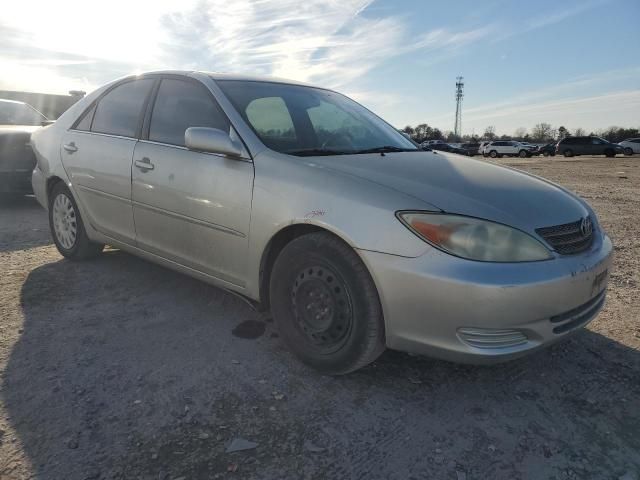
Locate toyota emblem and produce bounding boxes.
[580,217,593,237]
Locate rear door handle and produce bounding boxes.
[63,142,78,153]
[134,157,154,171]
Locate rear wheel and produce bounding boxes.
[269,232,385,375]
[543,150,550,157]
[489,150,498,158]
[624,147,633,156]
[49,182,104,260]
[563,149,574,157]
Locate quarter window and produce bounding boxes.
[149,79,230,147]
[91,79,154,137]
[75,103,96,131]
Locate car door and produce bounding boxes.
[60,78,155,244]
[590,137,607,155]
[131,77,254,287]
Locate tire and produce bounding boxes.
[543,151,550,157]
[489,150,498,158]
[604,149,615,158]
[49,182,104,260]
[269,232,385,375]
[624,147,633,156]
[518,149,528,158]
[563,149,574,157]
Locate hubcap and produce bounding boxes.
[52,193,77,249]
[291,266,352,350]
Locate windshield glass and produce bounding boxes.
[216,80,417,156]
[0,101,47,126]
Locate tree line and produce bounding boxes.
[401,123,640,144]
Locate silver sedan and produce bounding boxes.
[31,71,612,374]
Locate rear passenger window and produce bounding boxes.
[149,79,230,147]
[91,79,154,137]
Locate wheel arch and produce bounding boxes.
[258,223,357,311]
[46,176,66,203]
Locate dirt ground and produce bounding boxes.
[0,155,639,480]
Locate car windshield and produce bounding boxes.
[0,101,47,126]
[216,80,417,156]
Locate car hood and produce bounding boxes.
[312,150,590,231]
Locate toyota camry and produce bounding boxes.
[30,71,612,374]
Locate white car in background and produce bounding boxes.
[619,138,640,155]
[484,141,537,158]
[478,141,491,156]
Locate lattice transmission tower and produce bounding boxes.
[454,76,464,139]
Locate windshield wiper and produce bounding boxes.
[286,148,351,157]
[353,146,418,154]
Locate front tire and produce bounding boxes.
[543,150,550,157]
[489,150,498,158]
[624,147,633,156]
[563,149,574,157]
[49,182,104,260]
[518,149,528,158]
[269,232,385,375]
[604,149,615,158]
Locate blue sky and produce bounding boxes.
[1,0,638,135]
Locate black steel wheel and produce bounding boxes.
[270,232,385,374]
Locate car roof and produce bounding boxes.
[0,98,28,106]
[134,70,315,88]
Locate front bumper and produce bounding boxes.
[359,232,613,364]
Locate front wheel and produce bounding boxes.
[49,182,104,260]
[604,149,615,158]
[518,149,528,158]
[624,147,633,156]
[543,151,550,157]
[269,232,385,375]
[489,150,498,158]
[563,149,574,157]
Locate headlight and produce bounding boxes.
[397,212,553,262]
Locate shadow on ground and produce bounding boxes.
[2,251,640,479]
[0,195,50,252]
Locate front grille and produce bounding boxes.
[536,217,594,255]
[550,290,606,334]
[457,328,528,349]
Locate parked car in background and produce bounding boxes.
[420,139,445,149]
[31,71,612,374]
[478,141,491,157]
[461,143,481,156]
[618,138,640,156]
[0,99,48,194]
[429,142,471,156]
[484,141,536,158]
[556,136,624,157]
[537,143,557,157]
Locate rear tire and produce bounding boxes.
[563,149,574,157]
[489,150,498,158]
[543,151,550,157]
[49,182,104,260]
[269,232,385,375]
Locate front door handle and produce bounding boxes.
[134,157,154,171]
[63,142,78,153]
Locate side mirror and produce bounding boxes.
[185,127,243,158]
